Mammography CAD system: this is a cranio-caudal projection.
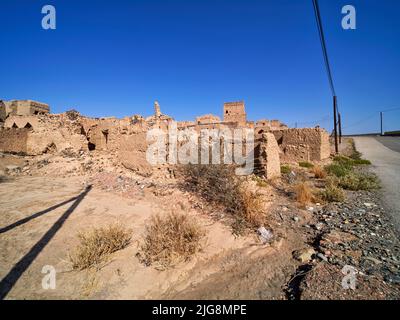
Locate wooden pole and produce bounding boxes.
[338,112,342,143]
[333,96,338,153]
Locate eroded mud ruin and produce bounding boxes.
[0,99,330,178]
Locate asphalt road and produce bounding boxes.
[353,136,400,234]
[374,136,400,153]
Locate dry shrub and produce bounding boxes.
[294,182,314,206]
[70,224,131,270]
[240,187,264,227]
[182,164,265,231]
[312,166,327,179]
[137,212,205,269]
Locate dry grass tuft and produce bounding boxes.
[240,187,264,227]
[137,212,205,269]
[312,166,327,179]
[70,224,131,270]
[294,182,314,206]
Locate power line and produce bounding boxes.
[292,115,332,127]
[380,107,400,113]
[312,0,340,152]
[342,108,400,130]
[312,0,336,98]
[342,113,377,130]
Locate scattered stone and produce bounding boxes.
[5,165,21,174]
[293,248,316,263]
[315,222,324,231]
[364,256,382,265]
[317,253,328,262]
[257,227,273,244]
[364,203,375,208]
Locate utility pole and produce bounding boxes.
[338,112,342,143]
[333,96,339,153]
[380,111,383,136]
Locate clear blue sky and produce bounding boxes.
[1,0,399,134]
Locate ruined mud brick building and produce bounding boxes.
[0,100,49,119]
[272,128,330,162]
[0,99,331,177]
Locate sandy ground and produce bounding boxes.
[353,136,400,234]
[0,171,304,300]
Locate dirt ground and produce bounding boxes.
[0,158,305,299]
[1,144,398,300]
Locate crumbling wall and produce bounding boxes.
[0,101,6,122]
[255,119,288,134]
[254,133,281,179]
[118,130,154,176]
[272,128,330,162]
[0,128,29,154]
[196,114,221,125]
[4,116,39,129]
[2,114,88,155]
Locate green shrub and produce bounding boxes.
[350,150,363,160]
[333,155,371,167]
[299,161,314,168]
[333,155,354,166]
[320,183,345,202]
[281,165,291,174]
[253,176,269,187]
[324,163,351,177]
[352,159,371,165]
[338,172,380,191]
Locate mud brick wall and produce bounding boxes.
[254,133,281,179]
[272,128,330,162]
[0,128,29,154]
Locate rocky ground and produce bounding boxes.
[296,188,400,299]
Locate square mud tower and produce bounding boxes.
[223,101,246,127]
